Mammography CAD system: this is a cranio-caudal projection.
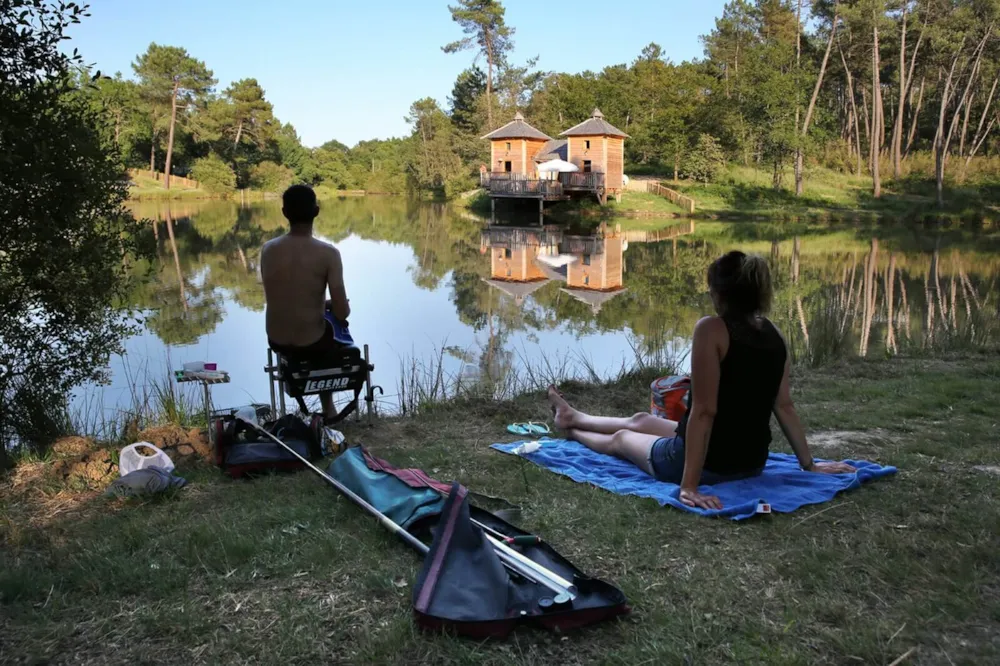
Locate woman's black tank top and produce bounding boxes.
[677,317,787,474]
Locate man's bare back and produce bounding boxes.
[260,234,348,347]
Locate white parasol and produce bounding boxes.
[536,159,579,173]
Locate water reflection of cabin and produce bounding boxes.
[480,109,628,207]
[480,226,626,313]
[480,221,696,312]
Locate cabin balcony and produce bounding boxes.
[480,172,566,200]
[480,171,607,200]
[560,171,606,192]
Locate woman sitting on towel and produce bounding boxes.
[547,250,856,510]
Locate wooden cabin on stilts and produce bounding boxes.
[480,109,629,208]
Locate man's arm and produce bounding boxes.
[326,246,350,321]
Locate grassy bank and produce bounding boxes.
[662,164,1000,222]
[2,353,999,663]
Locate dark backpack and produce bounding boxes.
[213,410,325,479]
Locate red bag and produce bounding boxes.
[650,375,691,421]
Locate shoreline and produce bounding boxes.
[3,352,999,663]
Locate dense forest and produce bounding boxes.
[81,0,1000,204]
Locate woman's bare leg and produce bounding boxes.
[569,428,660,477]
[548,386,677,438]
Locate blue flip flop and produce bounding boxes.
[507,423,531,435]
[525,422,551,436]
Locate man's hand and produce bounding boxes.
[807,461,857,474]
[679,487,723,510]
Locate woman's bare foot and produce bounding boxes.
[547,385,577,430]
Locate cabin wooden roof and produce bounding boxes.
[559,108,629,138]
[482,277,550,299]
[560,286,628,313]
[481,112,553,141]
[534,139,568,162]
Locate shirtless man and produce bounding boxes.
[260,184,350,421]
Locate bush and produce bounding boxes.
[191,153,236,193]
[249,160,295,192]
[686,134,726,184]
[1,1,148,459]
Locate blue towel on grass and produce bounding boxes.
[491,438,896,521]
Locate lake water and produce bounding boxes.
[84,197,999,420]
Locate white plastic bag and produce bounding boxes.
[119,442,175,476]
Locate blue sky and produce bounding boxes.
[67,0,728,147]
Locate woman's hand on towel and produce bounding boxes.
[808,461,857,475]
[679,488,723,510]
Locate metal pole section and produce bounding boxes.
[364,344,373,426]
[238,417,429,555]
[203,382,212,445]
[486,534,576,598]
[267,349,277,416]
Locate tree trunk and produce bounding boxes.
[798,7,838,196]
[149,127,156,178]
[164,82,179,190]
[959,92,974,157]
[486,39,494,131]
[674,152,680,183]
[892,10,907,179]
[839,43,863,177]
[861,85,872,146]
[794,0,803,196]
[233,118,243,150]
[935,34,983,206]
[871,23,882,199]
[904,77,925,158]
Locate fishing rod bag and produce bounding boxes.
[327,447,630,638]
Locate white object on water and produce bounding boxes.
[119,442,175,476]
[511,441,542,456]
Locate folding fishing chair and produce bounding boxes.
[264,342,381,425]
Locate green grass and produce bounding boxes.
[3,354,1000,663]
[637,162,1000,223]
[608,191,686,217]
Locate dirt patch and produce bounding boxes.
[807,429,888,450]
[137,424,212,467]
[50,436,98,458]
[50,449,117,488]
[972,465,1000,476]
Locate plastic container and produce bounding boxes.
[183,361,205,372]
[511,441,541,456]
[119,442,175,476]
[235,405,258,426]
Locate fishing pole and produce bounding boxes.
[237,418,576,600]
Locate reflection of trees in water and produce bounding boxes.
[132,199,999,364]
[774,238,998,366]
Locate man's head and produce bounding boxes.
[282,184,319,225]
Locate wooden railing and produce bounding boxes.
[639,180,697,214]
[128,169,200,190]
[480,171,605,194]
[561,171,605,191]
[559,235,606,256]
[481,172,564,198]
